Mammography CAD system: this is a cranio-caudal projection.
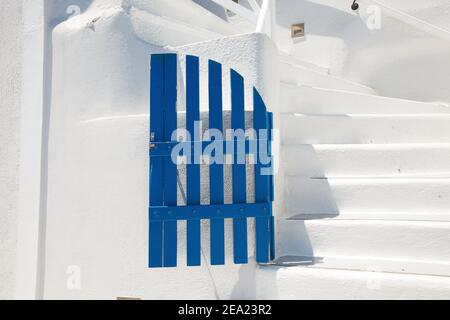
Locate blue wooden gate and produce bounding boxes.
[149,53,274,268]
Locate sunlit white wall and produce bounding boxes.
[0,0,22,300]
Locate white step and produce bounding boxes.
[285,177,450,214]
[256,264,450,299]
[129,8,223,47]
[272,255,450,277]
[279,53,330,75]
[287,212,450,223]
[284,144,450,177]
[281,114,450,144]
[133,0,238,36]
[276,219,450,263]
[281,84,450,114]
[280,62,376,95]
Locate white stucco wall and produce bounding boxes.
[0,0,22,300]
[273,0,450,103]
[338,0,450,103]
[273,0,353,67]
[4,0,450,300]
[13,0,48,300]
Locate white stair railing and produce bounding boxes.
[248,0,261,14]
[255,0,273,36]
[360,0,450,41]
[207,0,274,37]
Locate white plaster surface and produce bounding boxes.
[0,0,22,300]
[273,0,450,102]
[3,0,450,300]
[14,0,48,300]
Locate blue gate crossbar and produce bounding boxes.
[149,203,272,221]
[149,139,268,157]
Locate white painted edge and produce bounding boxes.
[15,0,46,300]
[281,83,450,108]
[273,255,450,277]
[286,213,450,222]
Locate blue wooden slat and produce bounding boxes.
[268,112,275,202]
[270,216,276,261]
[230,69,248,264]
[149,54,165,268]
[186,56,201,266]
[268,112,276,261]
[209,60,225,265]
[163,54,178,267]
[253,88,271,263]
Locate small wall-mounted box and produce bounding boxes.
[291,23,305,38]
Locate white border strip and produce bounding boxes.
[15,0,46,300]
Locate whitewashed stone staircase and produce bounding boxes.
[270,55,450,299]
[163,0,450,293]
